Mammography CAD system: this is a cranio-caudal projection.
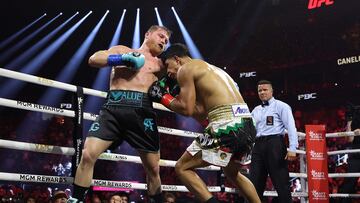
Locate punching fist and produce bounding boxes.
[148,80,175,108]
[158,76,180,97]
[107,52,145,70]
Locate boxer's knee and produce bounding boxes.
[174,161,185,176]
[79,148,98,168]
[146,163,160,178]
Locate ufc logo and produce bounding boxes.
[308,0,334,9]
[239,71,256,78]
[298,93,317,100]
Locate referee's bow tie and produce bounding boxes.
[261,101,269,107]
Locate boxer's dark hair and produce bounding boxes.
[160,43,190,63]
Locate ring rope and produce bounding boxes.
[7,137,359,179]
[1,96,309,157]
[0,67,168,112]
[327,148,360,155]
[325,131,357,138]
[286,131,358,138]
[1,68,358,138]
[1,172,360,198]
[3,98,360,160]
[0,97,201,138]
[0,172,220,192]
[0,139,220,171]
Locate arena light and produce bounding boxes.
[171,7,203,59]
[0,13,62,63]
[84,9,127,115]
[5,12,79,69]
[154,7,164,26]
[0,13,46,49]
[0,11,92,99]
[38,10,110,106]
[132,8,141,49]
[155,7,171,47]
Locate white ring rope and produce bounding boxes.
[290,131,358,138]
[0,139,220,171]
[3,138,360,178]
[0,97,200,138]
[0,172,220,192]
[328,148,360,155]
[0,67,168,112]
[1,172,360,198]
[0,97,310,156]
[326,131,357,138]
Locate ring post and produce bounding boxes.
[71,86,84,177]
[305,125,329,203]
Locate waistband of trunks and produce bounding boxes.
[105,90,152,108]
[208,103,252,122]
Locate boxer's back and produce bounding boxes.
[187,59,245,111]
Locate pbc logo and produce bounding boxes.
[239,71,256,78]
[60,103,72,109]
[308,0,334,9]
[298,93,317,101]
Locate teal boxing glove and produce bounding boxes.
[107,52,145,70]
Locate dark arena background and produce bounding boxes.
[0,0,359,202]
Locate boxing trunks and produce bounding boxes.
[88,90,160,152]
[186,103,256,167]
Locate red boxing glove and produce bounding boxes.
[148,81,175,108]
[160,94,175,108]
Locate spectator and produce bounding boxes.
[109,191,129,203]
[51,190,68,203]
[25,196,36,203]
[90,193,102,203]
[164,192,176,203]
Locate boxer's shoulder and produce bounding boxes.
[109,45,132,54]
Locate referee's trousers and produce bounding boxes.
[249,135,292,203]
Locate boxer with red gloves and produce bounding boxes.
[148,43,260,203]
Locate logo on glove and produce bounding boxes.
[149,85,162,99]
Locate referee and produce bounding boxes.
[250,80,298,202]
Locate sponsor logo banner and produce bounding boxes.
[305,125,329,203]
